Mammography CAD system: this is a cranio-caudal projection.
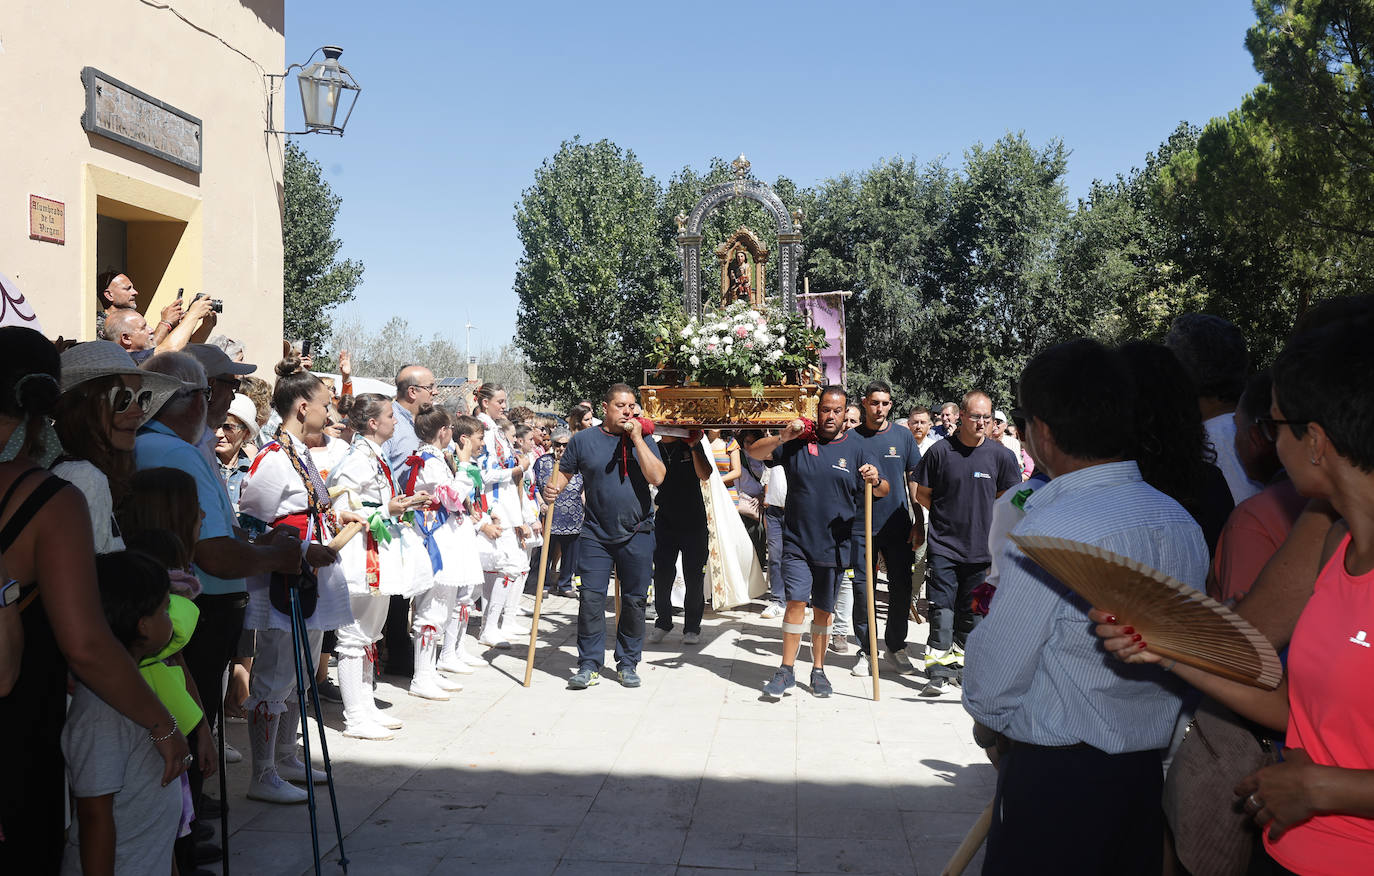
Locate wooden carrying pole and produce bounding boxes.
[940,800,993,876]
[865,482,880,701]
[523,497,559,687]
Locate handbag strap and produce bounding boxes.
[0,468,69,612]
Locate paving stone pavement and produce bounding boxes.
[219,590,992,875]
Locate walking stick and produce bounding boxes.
[865,482,881,701]
[523,496,558,687]
[940,799,994,876]
[216,686,230,876]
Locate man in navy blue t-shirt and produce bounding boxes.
[913,390,1021,696]
[544,384,665,689]
[748,387,888,699]
[846,381,925,678]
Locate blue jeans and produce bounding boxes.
[653,521,707,634]
[764,507,786,606]
[576,532,654,671]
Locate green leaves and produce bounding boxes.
[284,141,363,346]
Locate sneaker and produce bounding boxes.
[760,603,783,620]
[316,679,343,704]
[556,586,577,597]
[919,678,948,698]
[478,634,511,650]
[567,667,599,690]
[223,742,242,764]
[276,755,328,784]
[682,631,700,645]
[851,652,870,677]
[829,636,850,655]
[809,668,833,698]
[762,665,796,697]
[647,626,668,644]
[437,654,476,675]
[888,649,916,674]
[247,770,308,805]
[342,720,395,741]
[617,666,642,688]
[408,677,451,701]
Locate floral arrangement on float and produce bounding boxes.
[651,300,827,394]
[643,300,827,426]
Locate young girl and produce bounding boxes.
[436,415,488,674]
[239,359,358,803]
[61,551,185,875]
[328,394,436,734]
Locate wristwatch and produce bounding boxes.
[1,579,20,608]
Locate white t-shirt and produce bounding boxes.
[52,459,126,553]
[762,464,787,507]
[1204,414,1263,505]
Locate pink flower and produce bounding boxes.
[734,326,749,338]
[744,341,754,349]
[707,344,717,352]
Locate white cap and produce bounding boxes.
[993,410,1007,423]
[226,393,260,438]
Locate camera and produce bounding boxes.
[191,292,224,314]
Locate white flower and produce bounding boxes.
[768,349,782,361]
[679,344,689,353]
[680,326,693,339]
[776,335,787,347]
[750,364,762,375]
[747,310,760,319]
[689,355,700,367]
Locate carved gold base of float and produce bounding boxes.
[641,384,820,427]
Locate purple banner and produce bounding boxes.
[798,292,849,386]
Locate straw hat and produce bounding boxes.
[59,341,188,427]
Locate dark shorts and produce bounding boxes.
[780,544,843,613]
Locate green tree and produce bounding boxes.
[284,140,364,345]
[514,138,676,407]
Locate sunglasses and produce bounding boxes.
[106,385,154,415]
[1255,416,1308,443]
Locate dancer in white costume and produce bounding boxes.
[472,384,532,648]
[327,394,436,737]
[436,414,488,675]
[239,361,362,803]
[399,406,482,693]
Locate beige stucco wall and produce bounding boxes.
[1,0,286,370]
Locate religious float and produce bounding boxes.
[641,156,826,428]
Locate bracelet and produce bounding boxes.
[159,320,174,330]
[149,715,179,744]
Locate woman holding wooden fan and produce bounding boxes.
[1095,319,1374,875]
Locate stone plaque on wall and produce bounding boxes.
[81,67,203,172]
[28,195,65,244]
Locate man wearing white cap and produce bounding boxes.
[991,410,1023,465]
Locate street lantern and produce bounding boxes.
[267,46,362,136]
[297,46,360,135]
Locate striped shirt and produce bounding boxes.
[962,460,1209,754]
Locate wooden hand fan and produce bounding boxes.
[1010,534,1283,690]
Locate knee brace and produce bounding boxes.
[810,623,832,640]
[781,621,806,635]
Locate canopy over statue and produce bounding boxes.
[674,155,804,320]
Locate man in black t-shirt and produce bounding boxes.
[545,384,666,690]
[748,387,888,699]
[847,381,925,678]
[648,435,713,646]
[913,390,1021,696]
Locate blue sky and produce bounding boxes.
[286,1,1262,356]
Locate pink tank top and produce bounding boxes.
[1265,532,1374,873]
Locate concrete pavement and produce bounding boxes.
[220,590,992,875]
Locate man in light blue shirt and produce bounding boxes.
[962,340,1209,875]
[381,364,435,473]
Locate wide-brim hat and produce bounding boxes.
[59,341,188,427]
[226,393,260,438]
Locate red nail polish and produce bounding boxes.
[1104,615,1117,624]
[1123,626,1135,635]
[1132,634,1142,643]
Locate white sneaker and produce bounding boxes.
[647,627,668,644]
[435,673,463,692]
[408,676,451,701]
[478,635,511,650]
[276,754,328,784]
[247,770,309,804]
[760,603,784,620]
[851,653,871,677]
[223,741,242,764]
[438,654,476,675]
[888,649,916,674]
[682,631,701,645]
[342,720,395,741]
